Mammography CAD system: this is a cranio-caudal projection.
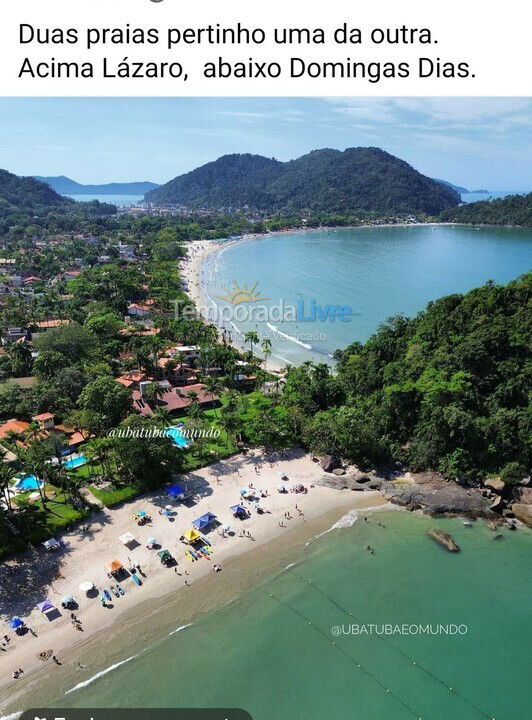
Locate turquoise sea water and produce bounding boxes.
[202,225,532,366]
[54,511,532,719]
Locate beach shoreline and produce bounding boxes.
[0,448,386,715]
[177,222,455,371]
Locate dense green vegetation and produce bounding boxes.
[145,148,460,215]
[223,274,531,482]
[440,193,532,227]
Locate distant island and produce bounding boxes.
[34,175,160,196]
[145,147,461,215]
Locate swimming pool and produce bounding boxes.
[64,456,89,470]
[165,426,190,448]
[14,475,43,491]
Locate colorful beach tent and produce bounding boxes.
[167,483,185,499]
[106,560,124,573]
[157,550,172,560]
[134,511,147,518]
[9,617,23,629]
[61,595,74,604]
[118,532,135,545]
[79,581,94,592]
[230,504,247,517]
[192,512,217,530]
[37,600,54,613]
[183,529,201,543]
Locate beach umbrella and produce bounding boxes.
[239,489,248,496]
[147,537,157,545]
[9,617,23,629]
[222,524,231,532]
[105,560,124,573]
[278,470,288,478]
[165,504,173,511]
[135,510,147,518]
[277,484,286,492]
[162,509,171,516]
[79,581,94,592]
[61,594,74,605]
[37,600,54,613]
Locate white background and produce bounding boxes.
[0,0,529,96]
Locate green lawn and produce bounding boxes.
[10,484,89,547]
[89,482,142,508]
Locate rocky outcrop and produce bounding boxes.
[315,474,376,492]
[427,529,460,552]
[518,487,532,503]
[380,471,491,516]
[484,477,506,493]
[319,455,340,472]
[511,504,532,528]
[332,468,346,476]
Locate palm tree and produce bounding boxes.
[203,376,223,416]
[261,337,272,370]
[186,400,202,420]
[244,330,260,356]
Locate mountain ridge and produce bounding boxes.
[145,148,461,215]
[34,176,160,196]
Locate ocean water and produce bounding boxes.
[66,193,144,206]
[53,511,532,719]
[202,225,532,366]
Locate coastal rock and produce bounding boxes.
[490,496,504,512]
[427,529,460,552]
[484,477,506,493]
[320,455,340,472]
[518,487,532,503]
[315,475,374,492]
[511,503,532,528]
[380,471,491,516]
[332,468,346,476]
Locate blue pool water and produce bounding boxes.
[165,426,190,448]
[64,456,89,470]
[14,475,42,491]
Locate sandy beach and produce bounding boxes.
[0,449,386,715]
[178,235,293,370]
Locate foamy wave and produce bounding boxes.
[272,353,293,366]
[168,623,193,637]
[285,562,296,569]
[0,712,22,720]
[64,654,139,694]
[266,323,312,350]
[318,502,403,537]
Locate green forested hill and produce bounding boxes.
[440,193,532,227]
[145,147,460,215]
[287,273,532,480]
[0,168,74,217]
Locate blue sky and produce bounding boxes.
[0,97,530,190]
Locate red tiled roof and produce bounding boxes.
[0,419,30,440]
[131,383,217,416]
[33,412,54,421]
[35,319,69,329]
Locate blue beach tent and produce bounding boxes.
[230,504,247,517]
[167,483,185,499]
[192,512,217,530]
